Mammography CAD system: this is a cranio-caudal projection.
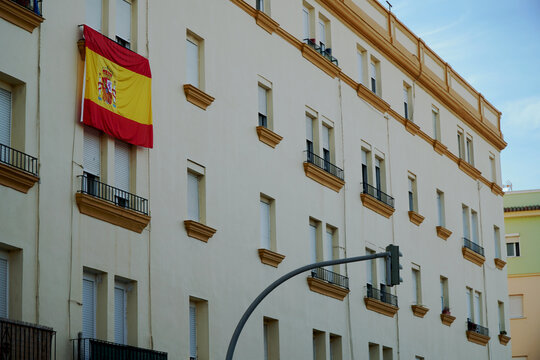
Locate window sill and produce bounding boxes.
[0,0,43,33]
[411,304,429,318]
[462,246,485,267]
[432,140,447,155]
[303,162,345,193]
[258,248,285,267]
[466,330,490,346]
[440,313,456,326]
[436,226,452,240]
[404,119,420,136]
[498,334,510,346]
[301,43,341,78]
[254,10,279,34]
[0,162,39,193]
[75,193,150,233]
[494,257,506,270]
[256,126,283,148]
[491,182,504,196]
[364,297,399,317]
[357,83,390,113]
[360,193,395,218]
[183,84,215,110]
[408,211,425,226]
[184,220,216,242]
[307,277,349,301]
[458,159,481,180]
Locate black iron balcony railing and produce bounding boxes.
[303,38,339,66]
[10,0,42,15]
[73,338,167,360]
[0,142,39,177]
[77,174,149,215]
[467,319,489,337]
[365,284,398,307]
[304,150,344,180]
[361,182,395,208]
[0,317,56,359]
[311,267,349,289]
[463,237,484,257]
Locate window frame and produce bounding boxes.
[432,106,441,141]
[186,31,204,90]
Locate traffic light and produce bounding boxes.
[386,244,403,286]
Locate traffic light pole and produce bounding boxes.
[225,252,391,360]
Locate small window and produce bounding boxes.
[114,140,131,207]
[312,329,326,360]
[411,266,421,305]
[263,317,279,360]
[494,226,501,258]
[306,114,315,157]
[357,46,366,84]
[506,242,520,257]
[256,0,269,13]
[258,85,268,128]
[407,174,417,212]
[114,282,128,344]
[498,301,506,332]
[186,32,204,89]
[440,276,449,312]
[474,291,483,325]
[189,302,197,360]
[187,161,206,224]
[403,84,411,120]
[82,272,98,339]
[302,3,313,41]
[115,0,132,49]
[509,295,523,318]
[369,60,378,94]
[0,254,8,318]
[317,14,330,50]
[432,107,440,140]
[471,210,479,244]
[309,219,319,264]
[489,154,497,182]
[374,157,384,193]
[365,248,376,285]
[260,195,275,251]
[457,129,465,159]
[85,0,102,32]
[368,343,379,360]
[329,334,342,360]
[189,298,209,360]
[382,346,392,360]
[436,190,445,227]
[321,124,332,170]
[83,127,101,196]
[462,205,470,240]
[361,148,370,187]
[466,136,474,165]
[466,287,473,320]
[0,87,12,148]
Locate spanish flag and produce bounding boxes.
[82,25,153,148]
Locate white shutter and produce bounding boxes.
[471,212,478,244]
[260,200,270,249]
[322,126,329,151]
[378,257,385,286]
[466,289,472,320]
[370,62,376,79]
[474,292,481,324]
[115,141,130,192]
[258,86,267,116]
[361,150,367,166]
[411,269,418,304]
[305,116,313,142]
[116,0,131,43]
[82,276,96,338]
[357,51,363,83]
[83,127,101,177]
[309,224,317,263]
[462,207,469,239]
[0,88,11,148]
[440,280,444,311]
[85,0,102,32]
[263,323,269,360]
[432,109,438,138]
[187,173,200,222]
[318,20,326,46]
[0,257,8,318]
[494,228,501,258]
[186,39,199,88]
[509,295,523,318]
[302,8,310,39]
[366,250,373,285]
[324,229,333,261]
[437,192,443,226]
[114,285,127,344]
[189,303,197,358]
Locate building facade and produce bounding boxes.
[504,189,540,360]
[0,0,511,358]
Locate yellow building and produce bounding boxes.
[0,0,511,358]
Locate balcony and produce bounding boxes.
[462,237,485,267]
[73,338,167,360]
[303,150,344,192]
[75,174,151,233]
[466,319,490,346]
[301,39,340,78]
[360,183,395,218]
[303,39,339,66]
[364,284,398,317]
[0,317,56,359]
[307,267,349,300]
[0,142,39,193]
[0,0,44,32]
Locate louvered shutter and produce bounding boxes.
[260,200,270,249]
[258,86,267,117]
[302,8,310,39]
[83,128,101,177]
[189,303,197,358]
[114,286,127,344]
[305,116,313,142]
[0,258,8,318]
[509,295,523,318]
[115,141,130,192]
[309,224,317,263]
[187,173,200,222]
[318,20,326,47]
[186,39,199,88]
[0,88,11,148]
[82,277,96,338]
[85,0,102,32]
[116,0,131,44]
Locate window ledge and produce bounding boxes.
[301,43,341,78]
[440,313,456,326]
[303,162,345,193]
[183,84,215,110]
[498,334,510,346]
[75,193,150,233]
[494,257,506,270]
[357,83,390,113]
[254,10,279,34]
[307,277,349,301]
[436,226,452,240]
[462,246,485,267]
[491,182,504,196]
[0,0,43,33]
[433,140,447,155]
[404,119,420,136]
[256,126,283,148]
[458,159,482,180]
[184,220,216,242]
[408,211,424,226]
[360,193,395,218]
[258,248,285,267]
[411,305,429,318]
[364,297,399,317]
[0,162,39,193]
[466,331,490,346]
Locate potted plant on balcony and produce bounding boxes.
[498,330,510,345]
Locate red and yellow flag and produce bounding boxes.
[82,25,153,148]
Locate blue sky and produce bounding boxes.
[384,0,540,191]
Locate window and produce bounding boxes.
[0,87,11,149]
[369,59,379,94]
[411,265,421,305]
[83,127,101,195]
[309,219,319,264]
[189,298,209,360]
[187,163,205,224]
[382,346,392,360]
[474,291,483,324]
[509,295,523,318]
[506,234,521,257]
[258,85,269,128]
[329,334,342,360]
[471,210,479,244]
[466,136,474,165]
[317,14,330,51]
[260,195,275,251]
[466,287,473,321]
[115,140,131,206]
[115,0,132,49]
[0,253,8,318]
[263,317,279,360]
[361,149,371,186]
[378,253,387,293]
[407,174,417,212]
[436,190,445,227]
[365,248,376,285]
[85,0,102,32]
[312,329,325,360]
[189,302,197,360]
[306,114,315,157]
[302,3,313,41]
[114,282,127,344]
[82,273,98,339]
[440,276,449,312]
[432,107,440,140]
[256,0,269,13]
[457,129,464,159]
[324,225,336,273]
[462,205,470,240]
[186,32,204,89]
[357,46,366,84]
[498,301,506,332]
[403,84,411,120]
[494,226,501,258]
[374,156,386,194]
[368,343,379,360]
[322,124,331,171]
[489,154,497,182]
